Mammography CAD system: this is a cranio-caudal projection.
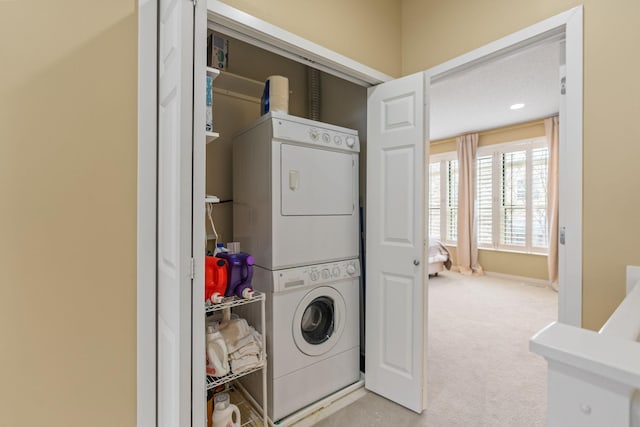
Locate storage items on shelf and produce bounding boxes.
[212,392,241,427]
[216,252,255,299]
[203,65,266,427]
[206,314,263,378]
[206,325,230,377]
[204,292,267,392]
[205,245,256,303]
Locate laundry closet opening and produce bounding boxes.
[206,29,367,378]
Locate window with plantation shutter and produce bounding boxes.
[428,153,458,245]
[475,137,549,254]
[428,137,548,253]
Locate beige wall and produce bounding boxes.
[220,0,402,78]
[0,1,137,426]
[404,0,640,330]
[446,246,548,281]
[432,120,549,281]
[3,0,636,422]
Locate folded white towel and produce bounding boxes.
[228,334,261,358]
[218,318,252,349]
[230,353,262,373]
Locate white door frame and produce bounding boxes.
[137,2,583,423]
[423,6,583,326]
[137,1,157,426]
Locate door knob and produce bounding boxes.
[413,259,420,266]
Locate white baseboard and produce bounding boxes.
[484,271,551,288]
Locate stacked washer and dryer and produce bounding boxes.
[232,112,361,422]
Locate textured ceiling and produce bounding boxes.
[430,41,561,141]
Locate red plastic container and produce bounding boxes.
[205,256,228,304]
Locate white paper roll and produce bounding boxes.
[266,75,289,113]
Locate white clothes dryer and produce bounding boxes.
[238,259,361,421]
[232,112,360,270]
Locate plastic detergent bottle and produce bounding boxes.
[216,252,255,299]
[206,326,229,377]
[212,392,241,427]
[205,256,228,304]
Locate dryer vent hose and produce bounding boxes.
[308,68,321,121]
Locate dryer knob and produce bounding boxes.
[346,136,356,148]
[310,270,319,281]
[321,268,330,279]
[332,267,341,277]
[309,129,319,141]
[346,264,356,275]
[322,133,331,143]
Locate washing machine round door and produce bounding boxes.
[292,286,346,356]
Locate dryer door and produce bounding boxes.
[293,286,346,356]
[281,144,355,216]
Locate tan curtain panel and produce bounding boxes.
[456,133,483,275]
[545,117,559,289]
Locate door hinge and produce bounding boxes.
[191,0,197,6]
[559,226,566,245]
[190,257,195,279]
[560,76,566,95]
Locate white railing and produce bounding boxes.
[530,266,640,427]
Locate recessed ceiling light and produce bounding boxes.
[510,103,525,110]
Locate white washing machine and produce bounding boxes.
[232,112,360,270]
[238,259,361,421]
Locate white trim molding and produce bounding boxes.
[137,0,157,426]
[206,0,392,87]
[484,271,551,288]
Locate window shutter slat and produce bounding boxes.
[428,162,441,240]
[476,154,493,245]
[447,159,459,242]
[501,150,527,246]
[531,147,549,248]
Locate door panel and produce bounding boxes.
[281,145,355,216]
[383,146,415,244]
[157,0,194,426]
[365,72,426,413]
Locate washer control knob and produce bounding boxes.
[309,129,319,141]
[310,270,319,281]
[332,267,341,277]
[334,135,342,145]
[321,268,330,279]
[346,264,356,275]
[322,133,331,143]
[345,136,356,148]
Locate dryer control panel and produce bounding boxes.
[274,259,360,293]
[270,112,360,153]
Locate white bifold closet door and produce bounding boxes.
[157,0,196,425]
[365,72,428,413]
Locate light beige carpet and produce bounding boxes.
[314,272,557,427]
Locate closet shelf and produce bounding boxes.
[207,67,221,80]
[205,292,265,313]
[206,363,265,390]
[215,71,264,100]
[206,131,220,144]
